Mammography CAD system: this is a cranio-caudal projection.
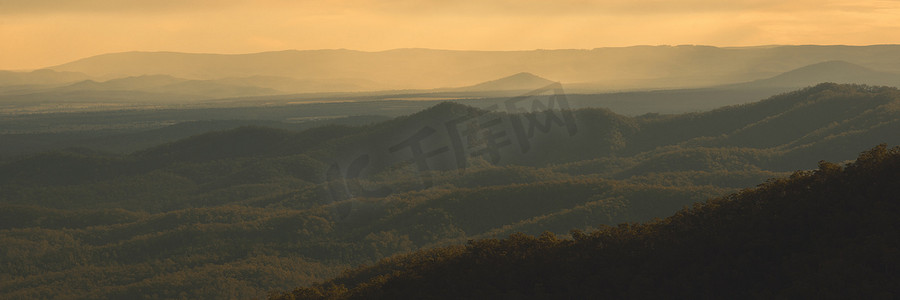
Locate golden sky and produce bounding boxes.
[2,0,899,70]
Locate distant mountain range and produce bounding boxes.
[3,45,898,92]
[3,45,900,117]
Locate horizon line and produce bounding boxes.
[7,43,900,72]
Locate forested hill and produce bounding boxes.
[5,83,900,189]
[2,83,900,299]
[272,144,900,299]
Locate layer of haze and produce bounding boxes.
[2,0,900,70]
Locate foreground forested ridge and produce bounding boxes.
[272,144,900,299]
[2,83,900,299]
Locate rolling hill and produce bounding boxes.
[2,83,899,299]
[274,144,900,299]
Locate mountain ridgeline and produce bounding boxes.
[43,46,900,90]
[4,45,900,118]
[4,48,900,121]
[1,83,899,299]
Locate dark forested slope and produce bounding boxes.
[274,144,900,299]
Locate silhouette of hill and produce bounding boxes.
[450,72,555,92]
[272,145,900,299]
[729,60,900,88]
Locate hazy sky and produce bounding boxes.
[2,0,899,70]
